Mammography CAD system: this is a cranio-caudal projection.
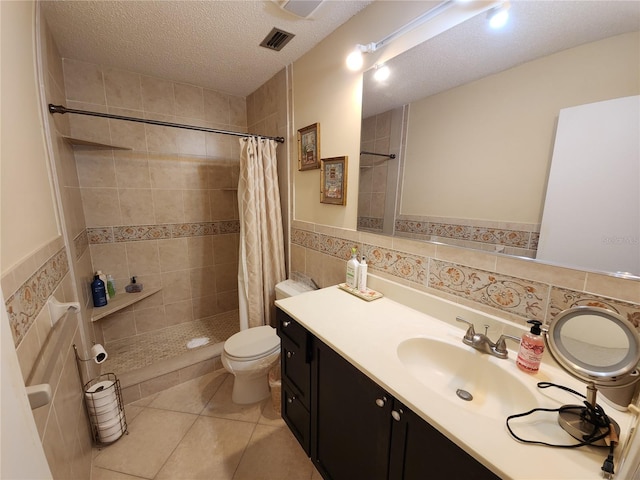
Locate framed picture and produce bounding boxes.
[297,123,320,170]
[320,156,348,205]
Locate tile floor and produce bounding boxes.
[91,370,322,480]
[103,312,240,375]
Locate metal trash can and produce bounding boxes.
[268,363,281,415]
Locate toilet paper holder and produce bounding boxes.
[73,343,108,364]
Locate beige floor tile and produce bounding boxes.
[92,408,197,479]
[233,424,314,480]
[200,375,266,423]
[258,396,285,427]
[123,404,145,424]
[147,370,226,414]
[155,416,256,480]
[91,466,147,479]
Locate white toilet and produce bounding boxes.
[221,279,314,404]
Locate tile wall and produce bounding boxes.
[291,222,640,328]
[358,110,391,233]
[0,19,95,479]
[62,58,246,344]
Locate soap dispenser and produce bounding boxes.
[125,276,143,293]
[516,320,545,373]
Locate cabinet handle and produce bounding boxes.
[287,395,296,404]
[283,321,291,327]
[286,351,294,359]
[375,396,387,407]
[392,409,403,421]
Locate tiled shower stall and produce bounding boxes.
[55,55,288,402]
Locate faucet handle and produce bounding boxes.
[455,316,476,340]
[494,334,521,357]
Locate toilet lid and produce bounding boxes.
[224,325,280,360]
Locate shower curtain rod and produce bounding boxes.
[360,151,396,159]
[48,104,285,144]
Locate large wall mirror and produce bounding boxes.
[358,1,640,278]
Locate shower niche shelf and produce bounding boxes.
[62,136,132,150]
[90,287,162,322]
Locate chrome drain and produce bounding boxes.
[456,389,473,401]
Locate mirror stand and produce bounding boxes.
[557,382,620,447]
[544,306,640,446]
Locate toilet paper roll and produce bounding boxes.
[90,344,108,364]
[85,380,117,409]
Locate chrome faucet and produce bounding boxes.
[455,317,520,359]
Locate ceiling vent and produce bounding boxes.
[260,28,295,51]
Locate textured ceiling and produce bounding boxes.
[39,0,640,106]
[40,0,372,97]
[364,1,640,117]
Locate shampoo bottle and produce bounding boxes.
[96,270,108,303]
[358,256,368,293]
[346,247,360,288]
[91,274,108,307]
[516,320,545,373]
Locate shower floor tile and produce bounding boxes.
[102,310,240,375]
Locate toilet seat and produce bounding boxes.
[223,326,280,362]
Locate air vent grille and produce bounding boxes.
[260,28,295,51]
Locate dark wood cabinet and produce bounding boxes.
[312,338,392,480]
[276,308,312,454]
[276,307,501,480]
[388,400,499,480]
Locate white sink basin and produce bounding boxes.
[397,337,537,419]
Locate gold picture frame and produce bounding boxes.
[297,123,320,170]
[320,156,348,205]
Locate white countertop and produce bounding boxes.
[276,284,636,480]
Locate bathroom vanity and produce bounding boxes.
[275,280,636,480]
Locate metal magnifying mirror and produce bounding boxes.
[544,306,640,445]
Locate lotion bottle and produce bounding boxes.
[358,256,368,293]
[516,320,544,373]
[346,247,360,289]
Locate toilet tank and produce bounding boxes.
[275,279,315,300]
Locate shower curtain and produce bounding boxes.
[237,137,286,329]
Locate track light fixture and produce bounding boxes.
[487,1,510,29]
[345,0,455,71]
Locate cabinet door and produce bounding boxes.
[282,379,311,455]
[312,339,392,480]
[389,400,500,480]
[281,335,311,409]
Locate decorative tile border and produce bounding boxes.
[88,221,240,244]
[293,227,640,323]
[73,229,89,260]
[291,228,319,250]
[549,287,640,331]
[395,219,537,249]
[292,227,551,321]
[362,243,427,285]
[5,247,69,346]
[357,217,383,231]
[429,259,548,320]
